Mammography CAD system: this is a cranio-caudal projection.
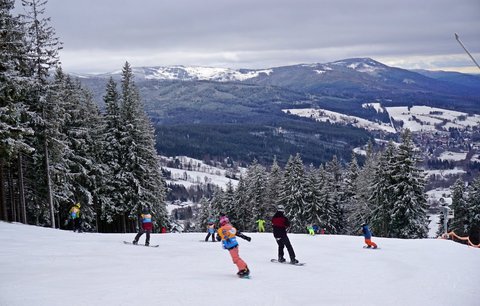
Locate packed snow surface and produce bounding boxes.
[0,222,478,306]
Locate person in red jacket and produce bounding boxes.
[271,205,298,264]
[133,208,153,246]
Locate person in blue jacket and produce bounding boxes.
[362,223,378,248]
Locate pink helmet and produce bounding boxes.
[219,216,229,226]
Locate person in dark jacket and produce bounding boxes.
[361,223,378,249]
[271,205,298,264]
[133,208,153,246]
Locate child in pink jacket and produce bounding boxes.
[217,216,250,277]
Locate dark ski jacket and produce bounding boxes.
[362,225,372,239]
[272,211,290,238]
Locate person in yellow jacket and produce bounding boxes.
[68,203,82,232]
[256,219,266,232]
[217,216,250,278]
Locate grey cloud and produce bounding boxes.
[17,0,480,73]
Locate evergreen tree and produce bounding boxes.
[278,154,309,232]
[350,142,378,234]
[466,178,480,244]
[369,141,396,237]
[0,0,34,222]
[266,157,282,218]
[20,0,62,227]
[234,175,248,231]
[450,178,468,235]
[325,155,344,234]
[304,165,323,232]
[113,62,168,232]
[389,130,429,239]
[343,154,360,234]
[244,159,268,231]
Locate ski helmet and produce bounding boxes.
[277,205,285,212]
[219,216,229,226]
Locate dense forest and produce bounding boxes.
[0,0,167,233]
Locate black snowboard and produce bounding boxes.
[270,259,305,266]
[123,241,159,248]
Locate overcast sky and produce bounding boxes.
[15,0,480,74]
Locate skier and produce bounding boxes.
[307,225,315,236]
[361,223,378,249]
[271,205,298,264]
[68,202,82,232]
[256,218,266,232]
[133,208,153,246]
[217,216,250,277]
[205,219,216,242]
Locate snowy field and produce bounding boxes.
[0,221,479,306]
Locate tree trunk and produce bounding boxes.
[18,153,27,224]
[8,167,17,222]
[0,160,7,221]
[44,139,55,228]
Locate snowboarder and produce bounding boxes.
[217,216,250,277]
[271,205,298,264]
[68,202,82,232]
[205,219,216,242]
[256,218,266,232]
[361,223,377,249]
[133,208,153,246]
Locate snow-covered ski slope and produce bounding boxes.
[0,221,478,306]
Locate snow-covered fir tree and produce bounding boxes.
[343,153,360,234]
[389,129,428,239]
[465,177,480,243]
[234,175,249,230]
[20,0,62,227]
[0,0,34,223]
[278,153,309,233]
[449,178,468,235]
[369,141,396,237]
[114,62,168,231]
[244,159,268,231]
[325,155,345,234]
[303,165,324,232]
[350,141,378,233]
[265,157,282,219]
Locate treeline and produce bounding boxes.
[197,130,433,239]
[154,119,370,167]
[0,1,167,232]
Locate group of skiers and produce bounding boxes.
[67,201,377,278]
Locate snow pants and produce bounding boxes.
[228,246,247,271]
[134,229,151,244]
[205,232,216,242]
[275,236,296,261]
[364,238,377,248]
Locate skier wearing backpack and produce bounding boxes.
[271,205,299,264]
[68,202,82,232]
[205,219,216,242]
[217,216,250,278]
[362,223,378,249]
[133,208,153,246]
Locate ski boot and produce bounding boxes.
[290,259,299,264]
[278,257,286,263]
[145,242,149,246]
[132,240,138,245]
[237,267,250,277]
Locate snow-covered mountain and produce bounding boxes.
[1,221,478,306]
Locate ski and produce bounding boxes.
[363,246,380,250]
[238,274,251,279]
[123,241,159,248]
[270,259,305,266]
